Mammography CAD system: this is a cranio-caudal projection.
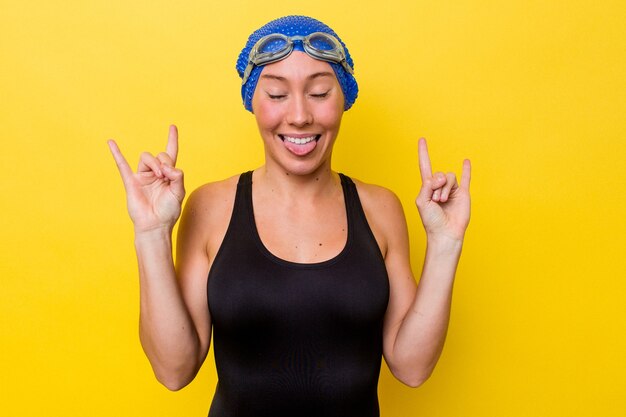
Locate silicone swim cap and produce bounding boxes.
[236,15,358,112]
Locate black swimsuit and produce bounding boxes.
[207,171,389,417]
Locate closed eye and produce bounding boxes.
[268,94,287,100]
[310,91,330,99]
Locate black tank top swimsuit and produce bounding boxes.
[207,171,390,417]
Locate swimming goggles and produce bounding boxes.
[241,32,354,85]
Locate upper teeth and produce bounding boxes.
[284,135,316,145]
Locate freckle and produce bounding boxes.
[319,243,322,246]
[315,177,319,181]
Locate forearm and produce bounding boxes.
[391,235,463,386]
[134,228,200,387]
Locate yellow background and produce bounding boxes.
[1,1,625,415]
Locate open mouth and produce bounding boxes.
[279,134,321,144]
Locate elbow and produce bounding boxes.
[156,372,194,391]
[391,364,435,389]
[143,339,203,392]
[159,376,190,392]
[153,365,197,391]
[400,373,430,388]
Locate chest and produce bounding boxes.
[255,211,348,264]
[207,172,390,334]
[208,243,389,337]
[253,193,348,264]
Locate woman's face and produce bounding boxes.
[251,51,345,177]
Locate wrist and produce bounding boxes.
[134,226,173,245]
[426,233,464,254]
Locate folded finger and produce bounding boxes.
[430,172,445,201]
[433,188,441,201]
[139,152,163,177]
[157,152,174,167]
[439,172,458,202]
[162,165,185,202]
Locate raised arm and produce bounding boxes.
[380,138,471,387]
[108,125,211,390]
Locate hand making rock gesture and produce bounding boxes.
[107,125,186,233]
[415,138,471,242]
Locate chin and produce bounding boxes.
[268,151,331,177]
[280,160,329,177]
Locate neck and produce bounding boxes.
[254,164,340,203]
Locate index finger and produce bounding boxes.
[418,137,433,181]
[166,124,178,165]
[107,139,134,186]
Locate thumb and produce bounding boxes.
[416,175,445,207]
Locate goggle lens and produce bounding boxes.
[307,33,337,51]
[257,36,290,55]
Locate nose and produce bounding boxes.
[285,94,313,127]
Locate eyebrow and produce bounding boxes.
[260,71,335,82]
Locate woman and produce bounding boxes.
[108,15,471,417]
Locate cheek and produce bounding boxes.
[254,100,283,130]
[318,87,344,127]
[316,101,344,128]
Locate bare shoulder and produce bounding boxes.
[350,177,404,214]
[178,174,241,262]
[184,174,240,219]
[349,176,408,257]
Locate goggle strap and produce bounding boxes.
[242,63,253,85]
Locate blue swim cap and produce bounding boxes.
[236,15,358,113]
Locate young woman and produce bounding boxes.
[108,15,471,417]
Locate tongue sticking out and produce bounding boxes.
[282,136,319,156]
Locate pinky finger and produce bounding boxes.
[460,159,471,191]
